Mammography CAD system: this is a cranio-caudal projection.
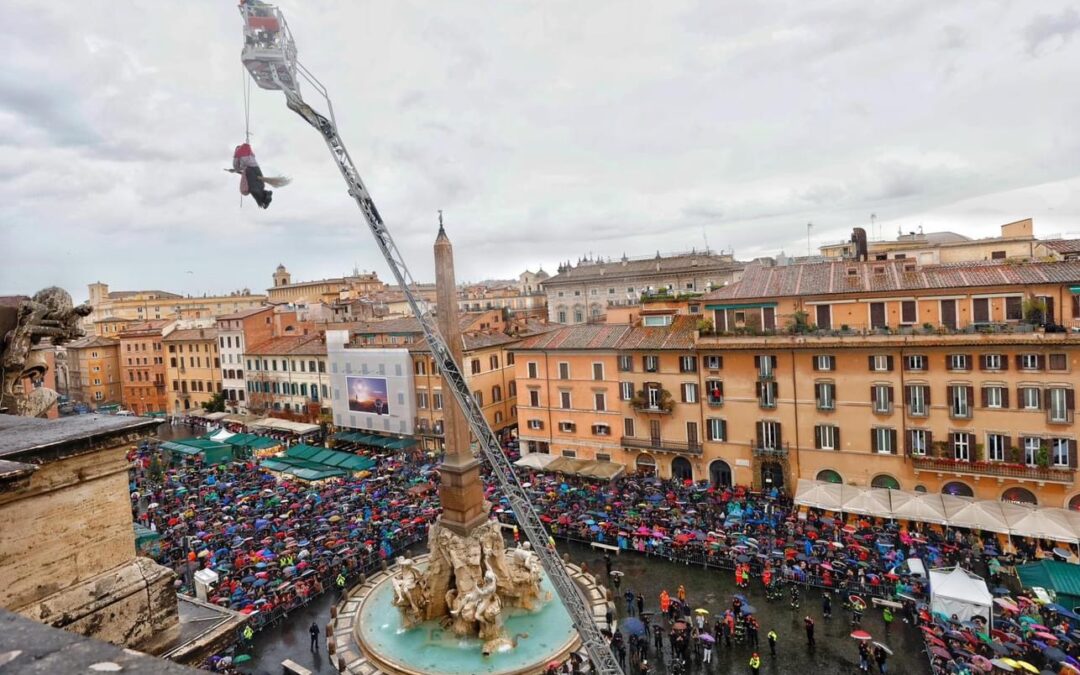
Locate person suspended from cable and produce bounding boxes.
[229,142,289,209]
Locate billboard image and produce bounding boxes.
[346,376,391,415]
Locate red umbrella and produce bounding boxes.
[930,646,951,659]
[850,630,872,641]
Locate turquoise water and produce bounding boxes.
[357,573,577,674]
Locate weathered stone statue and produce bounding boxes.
[0,287,91,417]
[389,557,429,628]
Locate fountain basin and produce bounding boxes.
[352,555,581,675]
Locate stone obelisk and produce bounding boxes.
[433,213,489,535]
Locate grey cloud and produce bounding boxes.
[1023,7,1080,55]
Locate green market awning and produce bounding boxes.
[1070,286,1080,294]
[704,302,778,311]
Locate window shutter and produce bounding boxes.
[890,429,898,454]
[720,419,727,441]
[829,356,836,370]
[718,381,725,396]
[755,422,763,448]
[1037,354,1046,370]
[770,355,778,369]
[1014,354,1023,370]
[772,381,779,398]
[868,355,875,371]
[870,385,876,405]
[966,386,975,408]
[1067,389,1076,411]
[1015,387,1023,409]
[886,356,895,371]
[754,356,761,369]
[979,355,987,371]
[1071,441,1078,469]
[1004,435,1013,454]
[835,427,840,449]
[814,425,822,449]
[871,429,878,452]
[1002,387,1010,409]
[904,430,911,455]
[904,385,912,406]
[926,430,933,455]
[755,381,763,398]
[887,386,894,404]
[776,424,782,447]
[1044,388,1052,410]
[812,357,820,371]
[980,387,988,409]
[1000,356,1009,371]
[925,386,931,406]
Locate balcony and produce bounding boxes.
[753,444,789,459]
[621,436,703,456]
[631,388,674,415]
[911,455,1074,484]
[706,397,724,408]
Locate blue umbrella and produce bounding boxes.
[741,604,756,615]
[623,617,646,637]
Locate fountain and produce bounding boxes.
[328,224,610,674]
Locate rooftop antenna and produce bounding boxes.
[870,213,877,240]
[702,226,709,253]
[806,222,813,256]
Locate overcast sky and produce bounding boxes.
[3,1,1080,300]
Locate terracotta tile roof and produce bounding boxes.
[514,315,697,351]
[162,328,219,342]
[1044,239,1080,254]
[65,335,119,350]
[216,306,272,320]
[703,259,1080,302]
[118,320,171,337]
[246,333,327,356]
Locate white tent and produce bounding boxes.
[208,428,236,442]
[889,491,948,525]
[514,453,557,470]
[940,496,1010,534]
[1003,504,1080,544]
[929,567,993,627]
[794,479,844,511]
[841,485,894,517]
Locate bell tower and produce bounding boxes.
[272,264,291,287]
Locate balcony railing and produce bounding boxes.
[620,436,702,456]
[911,455,1074,483]
[753,444,789,459]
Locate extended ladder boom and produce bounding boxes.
[264,64,621,675]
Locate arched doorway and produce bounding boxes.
[1069,494,1080,511]
[1002,487,1037,505]
[914,484,928,493]
[942,481,974,497]
[816,469,842,484]
[671,457,693,482]
[871,474,900,490]
[709,460,732,488]
[761,462,784,489]
[635,454,656,477]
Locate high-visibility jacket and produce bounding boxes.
[336,574,346,587]
[243,626,254,640]
[749,655,761,668]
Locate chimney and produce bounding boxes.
[851,228,869,262]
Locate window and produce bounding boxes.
[869,355,893,372]
[681,382,698,403]
[492,385,503,402]
[643,355,659,372]
[686,421,699,447]
[643,315,673,327]
[983,386,1005,409]
[1023,436,1040,465]
[528,390,540,407]
[679,355,697,373]
[871,427,896,454]
[527,419,543,430]
[1019,353,1041,371]
[905,354,926,371]
[981,354,1004,371]
[906,384,929,416]
[94,391,103,400]
[756,355,777,378]
[471,359,482,375]
[704,355,723,370]
[558,362,570,379]
[417,392,428,409]
[952,432,972,461]
[869,302,887,329]
[623,418,635,437]
[573,311,583,322]
[507,353,515,366]
[949,385,973,418]
[557,311,567,323]
[901,300,917,324]
[872,384,894,414]
[813,355,835,372]
[1051,438,1071,467]
[1020,386,1041,410]
[1005,296,1023,321]
[816,424,838,450]
[972,298,990,324]
[618,355,633,372]
[619,382,633,400]
[815,304,832,330]
[561,449,577,458]
[948,354,970,371]
[592,423,611,436]
[1049,353,1068,371]
[594,392,606,411]
[909,429,928,456]
[705,380,724,406]
[1048,388,1073,423]
[558,421,576,433]
[433,392,444,410]
[473,390,484,406]
[707,418,726,441]
[508,381,517,397]
[490,355,499,370]
[815,382,835,411]
[987,433,1008,462]
[559,391,571,409]
[592,363,604,380]
[757,381,777,408]
[527,362,538,379]
[758,420,780,449]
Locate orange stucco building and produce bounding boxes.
[515,257,1080,509]
[163,327,221,413]
[118,320,171,415]
[65,335,122,408]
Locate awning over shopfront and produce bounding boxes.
[541,456,625,480]
[259,443,375,481]
[332,431,415,450]
[223,413,261,426]
[794,479,845,511]
[941,496,1010,534]
[204,412,229,421]
[160,439,233,465]
[222,433,281,451]
[841,485,893,516]
[515,453,558,470]
[890,491,948,525]
[249,418,321,436]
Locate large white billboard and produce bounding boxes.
[326,331,415,436]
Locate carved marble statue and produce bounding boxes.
[388,519,547,655]
[0,287,90,417]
